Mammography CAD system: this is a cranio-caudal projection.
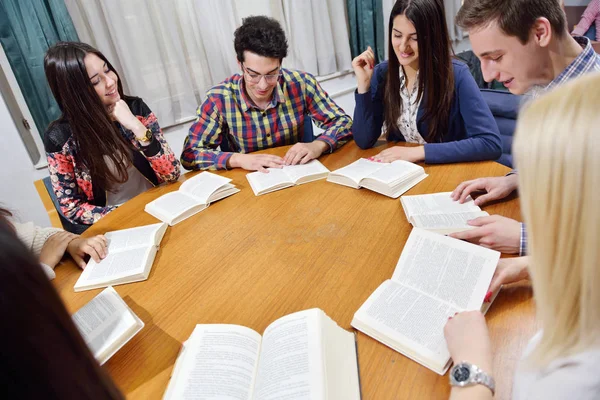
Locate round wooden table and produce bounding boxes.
[54,141,537,400]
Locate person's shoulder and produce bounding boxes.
[374,60,389,74]
[205,74,240,101]
[281,68,316,86]
[451,59,470,77]
[43,120,72,153]
[373,60,389,81]
[124,96,150,116]
[451,59,478,90]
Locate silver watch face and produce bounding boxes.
[453,365,471,382]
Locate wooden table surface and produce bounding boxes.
[54,141,538,400]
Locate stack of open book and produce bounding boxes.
[72,287,144,365]
[74,222,167,292]
[145,172,239,225]
[401,192,489,235]
[163,309,361,399]
[246,160,330,196]
[352,228,500,374]
[327,158,427,198]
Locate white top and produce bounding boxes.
[14,221,62,280]
[104,154,154,206]
[396,67,426,144]
[512,331,600,400]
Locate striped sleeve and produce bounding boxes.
[303,73,353,151]
[180,96,232,170]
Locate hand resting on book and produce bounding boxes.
[369,145,426,163]
[40,232,107,269]
[444,311,494,376]
[488,256,531,294]
[449,215,521,254]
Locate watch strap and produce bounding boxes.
[450,362,495,396]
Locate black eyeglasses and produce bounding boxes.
[242,64,281,84]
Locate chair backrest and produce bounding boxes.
[479,89,520,168]
[41,176,89,234]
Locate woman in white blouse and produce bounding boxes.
[443,73,600,399]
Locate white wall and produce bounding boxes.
[0,91,50,226]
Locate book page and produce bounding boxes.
[253,309,325,400]
[364,160,422,185]
[411,211,489,230]
[164,325,261,400]
[401,192,480,218]
[329,158,384,185]
[72,287,141,364]
[391,228,499,310]
[207,184,239,203]
[80,246,149,284]
[104,223,164,252]
[180,172,232,204]
[353,280,458,370]
[246,169,293,195]
[282,160,329,184]
[321,312,361,400]
[148,191,202,221]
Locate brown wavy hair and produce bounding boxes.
[0,218,124,398]
[44,42,133,191]
[456,0,566,44]
[384,0,454,143]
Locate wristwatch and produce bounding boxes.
[136,128,153,142]
[449,362,495,395]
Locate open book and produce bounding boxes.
[246,160,330,196]
[145,172,240,225]
[400,192,489,235]
[351,228,500,375]
[74,222,167,292]
[327,158,427,198]
[163,308,361,400]
[72,286,144,365]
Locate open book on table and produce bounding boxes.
[400,192,489,235]
[145,172,240,226]
[74,222,167,292]
[327,158,427,198]
[72,286,144,365]
[351,228,500,375]
[163,308,361,400]
[246,160,330,196]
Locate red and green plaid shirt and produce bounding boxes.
[181,68,353,170]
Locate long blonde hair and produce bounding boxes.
[513,72,600,366]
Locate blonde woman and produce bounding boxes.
[443,73,600,399]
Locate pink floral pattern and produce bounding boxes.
[46,109,180,225]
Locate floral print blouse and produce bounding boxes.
[44,97,180,226]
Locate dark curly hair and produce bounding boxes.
[234,16,288,62]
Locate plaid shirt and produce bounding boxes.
[545,36,600,92]
[181,68,353,170]
[516,36,600,255]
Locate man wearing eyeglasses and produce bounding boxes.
[181,16,353,172]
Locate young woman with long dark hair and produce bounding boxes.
[43,42,180,227]
[351,0,501,164]
[0,214,123,399]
